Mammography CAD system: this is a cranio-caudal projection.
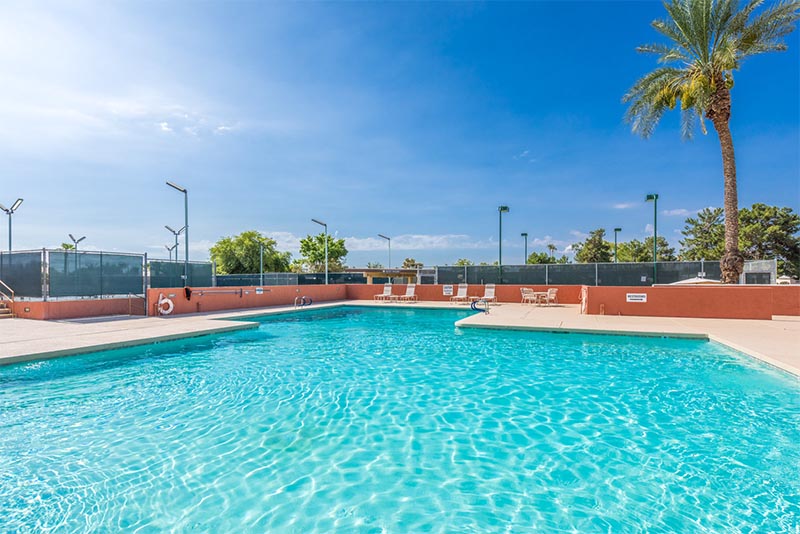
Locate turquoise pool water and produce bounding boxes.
[1,306,799,532]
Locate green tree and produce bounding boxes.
[679,208,726,260]
[679,204,800,277]
[572,229,613,263]
[526,251,554,264]
[618,237,677,262]
[60,243,75,250]
[546,244,558,259]
[453,258,474,266]
[298,233,348,272]
[366,262,383,269]
[402,258,421,269]
[740,203,800,277]
[209,231,291,274]
[623,0,800,283]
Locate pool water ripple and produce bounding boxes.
[1,306,799,533]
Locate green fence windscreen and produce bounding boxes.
[149,261,213,288]
[0,251,43,297]
[48,251,143,297]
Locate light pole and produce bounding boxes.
[166,181,189,286]
[311,218,328,285]
[645,194,658,283]
[260,243,264,286]
[165,243,177,261]
[521,232,528,264]
[498,205,509,278]
[377,234,391,269]
[0,198,23,252]
[165,225,185,263]
[613,227,622,263]
[68,233,86,251]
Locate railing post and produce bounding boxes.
[42,248,49,301]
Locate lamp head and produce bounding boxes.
[377,234,390,241]
[521,232,527,237]
[645,194,658,202]
[614,227,622,233]
[165,225,176,233]
[0,204,7,213]
[11,198,23,211]
[311,218,327,228]
[166,181,187,193]
[498,205,510,213]
[69,233,76,242]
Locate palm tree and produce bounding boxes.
[547,243,557,259]
[623,0,799,283]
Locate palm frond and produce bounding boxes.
[738,0,800,58]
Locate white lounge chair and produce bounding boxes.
[399,284,418,302]
[471,283,497,305]
[374,284,393,302]
[450,283,469,304]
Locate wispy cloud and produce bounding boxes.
[645,223,654,235]
[662,208,695,216]
[613,202,637,209]
[569,229,588,239]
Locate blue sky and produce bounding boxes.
[1,1,798,267]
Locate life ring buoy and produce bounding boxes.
[157,294,174,315]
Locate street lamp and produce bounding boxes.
[166,181,189,286]
[311,218,328,285]
[165,225,185,263]
[165,243,177,261]
[521,232,528,264]
[613,227,622,263]
[377,234,391,269]
[68,233,86,250]
[0,198,23,252]
[645,194,658,283]
[498,206,509,277]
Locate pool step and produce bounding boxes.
[0,301,14,319]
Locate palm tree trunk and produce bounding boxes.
[708,81,744,284]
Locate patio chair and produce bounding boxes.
[450,283,469,304]
[374,283,393,302]
[520,287,537,304]
[471,283,497,305]
[399,284,418,302]
[545,288,559,306]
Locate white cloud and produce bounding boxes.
[264,231,302,252]
[613,202,637,209]
[662,208,695,216]
[159,121,172,133]
[645,223,654,235]
[346,234,495,251]
[569,230,588,239]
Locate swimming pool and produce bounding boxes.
[1,306,798,532]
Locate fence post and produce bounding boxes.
[545,264,548,285]
[595,263,598,286]
[434,266,439,285]
[42,248,49,301]
[212,261,217,287]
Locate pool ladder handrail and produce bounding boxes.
[0,279,15,319]
[470,298,490,315]
[294,296,313,308]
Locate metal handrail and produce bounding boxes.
[0,278,14,304]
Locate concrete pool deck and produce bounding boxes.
[0,300,797,377]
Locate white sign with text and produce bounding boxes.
[626,293,648,303]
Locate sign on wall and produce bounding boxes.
[443,285,454,296]
[626,293,648,303]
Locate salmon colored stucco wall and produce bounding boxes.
[344,284,583,304]
[770,285,800,316]
[13,298,142,320]
[146,285,345,316]
[582,286,775,320]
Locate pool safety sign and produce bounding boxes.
[443,285,454,296]
[626,293,648,303]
